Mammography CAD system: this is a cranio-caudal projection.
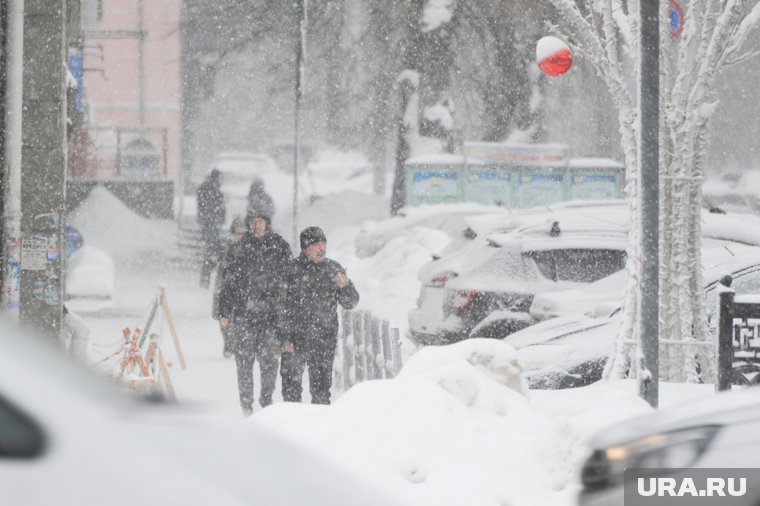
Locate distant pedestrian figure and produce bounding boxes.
[280,226,359,405]
[218,211,292,416]
[197,169,226,288]
[212,215,246,358]
[247,177,275,219]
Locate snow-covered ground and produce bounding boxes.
[69,178,720,506]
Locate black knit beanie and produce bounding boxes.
[300,226,326,250]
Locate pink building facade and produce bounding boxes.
[75,0,181,193]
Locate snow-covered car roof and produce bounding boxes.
[355,203,508,258]
[529,240,760,321]
[414,201,629,283]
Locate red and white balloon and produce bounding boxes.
[536,36,573,77]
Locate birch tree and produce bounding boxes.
[545,0,760,382]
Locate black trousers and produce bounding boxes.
[281,337,336,405]
[199,225,221,288]
[231,320,280,411]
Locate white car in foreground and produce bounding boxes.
[578,387,760,506]
[0,320,402,506]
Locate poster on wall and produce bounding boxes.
[465,170,511,205]
[408,169,460,204]
[569,173,620,200]
[516,172,564,207]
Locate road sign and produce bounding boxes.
[669,0,684,38]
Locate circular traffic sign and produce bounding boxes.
[669,0,684,38]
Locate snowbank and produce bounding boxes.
[69,187,178,267]
[251,338,697,506]
[66,245,115,299]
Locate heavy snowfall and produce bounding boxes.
[5,1,760,506]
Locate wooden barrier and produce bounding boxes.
[112,286,185,401]
[336,308,404,390]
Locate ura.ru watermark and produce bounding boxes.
[624,469,758,505]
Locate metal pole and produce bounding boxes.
[19,0,68,339]
[717,290,735,392]
[292,0,305,246]
[639,0,660,408]
[2,0,24,315]
[137,0,145,127]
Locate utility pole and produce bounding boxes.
[293,0,305,247]
[638,0,660,407]
[2,0,24,315]
[19,0,68,339]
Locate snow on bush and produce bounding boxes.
[66,245,116,299]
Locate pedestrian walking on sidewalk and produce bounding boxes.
[218,211,291,416]
[280,226,359,405]
[212,215,246,358]
[197,169,226,288]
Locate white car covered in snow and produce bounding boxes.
[409,203,629,344]
[507,244,760,389]
[0,320,403,506]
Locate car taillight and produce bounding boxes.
[428,272,455,288]
[451,290,477,314]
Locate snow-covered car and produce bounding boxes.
[509,246,760,389]
[0,320,402,506]
[409,204,629,344]
[409,205,760,345]
[354,203,507,259]
[578,387,760,506]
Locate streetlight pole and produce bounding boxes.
[639,0,660,408]
[292,0,305,247]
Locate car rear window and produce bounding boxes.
[526,249,627,283]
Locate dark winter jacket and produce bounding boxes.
[197,176,226,229]
[218,231,292,325]
[282,254,359,346]
[212,237,244,319]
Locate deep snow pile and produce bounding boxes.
[69,187,179,266]
[252,339,685,506]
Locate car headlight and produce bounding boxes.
[581,426,720,491]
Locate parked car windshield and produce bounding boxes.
[527,249,627,283]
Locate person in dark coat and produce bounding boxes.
[218,211,292,416]
[247,177,275,219]
[212,215,246,358]
[280,226,359,405]
[197,169,226,288]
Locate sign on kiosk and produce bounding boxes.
[404,142,625,208]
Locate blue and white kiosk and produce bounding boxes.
[405,142,625,208]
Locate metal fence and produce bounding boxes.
[333,309,404,391]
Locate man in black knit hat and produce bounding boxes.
[280,226,359,405]
[218,211,291,416]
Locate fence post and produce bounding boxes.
[364,312,379,379]
[391,327,403,376]
[352,311,366,383]
[372,317,384,379]
[341,309,354,389]
[381,320,394,378]
[717,289,735,392]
